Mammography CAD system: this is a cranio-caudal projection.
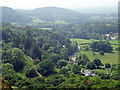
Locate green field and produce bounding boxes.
[70,38,94,45]
[38,28,52,31]
[54,20,68,24]
[32,17,46,23]
[70,38,118,65]
[109,40,118,45]
[70,38,118,45]
[79,50,118,64]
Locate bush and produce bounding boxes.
[90,41,113,52]
[86,62,96,70]
[3,48,26,71]
[33,59,41,65]
[24,65,38,78]
[57,60,67,68]
[105,63,111,68]
[99,50,104,55]
[93,58,103,68]
[76,53,90,66]
[71,64,81,74]
[37,60,54,76]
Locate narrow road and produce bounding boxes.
[34,67,42,77]
[26,55,34,62]
[70,45,80,61]
[25,54,42,77]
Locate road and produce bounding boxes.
[70,45,80,61]
[25,54,42,77]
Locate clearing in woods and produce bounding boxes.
[70,38,118,65]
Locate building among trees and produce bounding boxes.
[83,70,95,76]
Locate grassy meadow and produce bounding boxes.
[70,38,118,65]
[38,28,52,31]
[32,17,46,23]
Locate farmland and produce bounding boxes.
[70,38,118,64]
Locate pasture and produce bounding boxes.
[70,38,118,65]
[32,17,45,23]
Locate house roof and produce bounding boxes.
[83,70,95,76]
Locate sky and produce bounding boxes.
[0,0,119,9]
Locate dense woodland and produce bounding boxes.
[2,24,120,89]
[40,22,118,39]
[1,6,120,89]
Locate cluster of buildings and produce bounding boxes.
[105,34,117,40]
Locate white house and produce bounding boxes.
[110,36,117,40]
[106,34,110,37]
[63,45,65,48]
[83,70,95,76]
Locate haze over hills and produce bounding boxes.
[1,6,32,23]
[1,6,118,24]
[31,7,88,22]
[69,7,118,14]
[1,2,119,89]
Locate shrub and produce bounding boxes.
[99,50,104,55]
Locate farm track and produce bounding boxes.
[70,45,80,61]
[25,54,43,77]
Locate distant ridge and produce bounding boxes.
[1,6,116,24]
[1,6,32,23]
[31,7,87,23]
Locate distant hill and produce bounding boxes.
[1,6,117,24]
[70,7,118,14]
[1,7,32,23]
[31,7,88,23]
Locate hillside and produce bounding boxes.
[31,7,88,23]
[1,7,32,23]
[1,6,120,89]
[1,6,117,24]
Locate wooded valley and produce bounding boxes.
[1,6,120,89]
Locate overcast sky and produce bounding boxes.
[0,0,119,9]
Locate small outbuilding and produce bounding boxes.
[83,70,95,76]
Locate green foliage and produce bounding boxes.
[97,72,110,79]
[2,28,13,42]
[2,63,14,70]
[60,48,69,60]
[42,43,51,50]
[86,62,96,70]
[57,59,67,68]
[3,48,26,71]
[105,63,111,68]
[47,47,56,53]
[33,59,41,65]
[52,22,117,39]
[65,64,72,71]
[1,20,119,89]
[23,65,38,78]
[23,30,33,52]
[82,46,90,51]
[93,58,103,68]
[2,63,15,77]
[2,63,25,87]
[71,64,81,74]
[46,74,65,86]
[30,44,41,59]
[76,53,90,66]
[20,77,46,89]
[37,60,54,76]
[99,50,104,55]
[59,67,69,76]
[47,53,60,64]
[90,40,113,52]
